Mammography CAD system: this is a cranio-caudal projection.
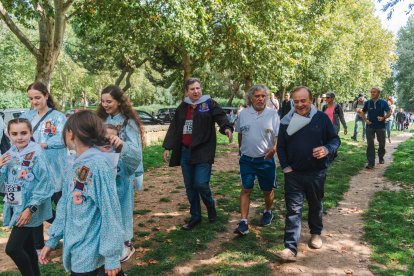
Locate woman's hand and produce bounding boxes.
[0,153,11,168]
[109,135,123,150]
[105,268,121,276]
[40,143,48,149]
[39,246,52,265]
[16,208,33,227]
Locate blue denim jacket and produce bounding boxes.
[0,142,53,227]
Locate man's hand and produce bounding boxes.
[39,246,52,264]
[264,148,276,160]
[365,119,372,125]
[16,208,32,227]
[106,268,121,276]
[344,129,348,135]
[312,146,329,159]
[163,150,170,162]
[283,166,293,173]
[225,129,233,143]
[377,116,385,122]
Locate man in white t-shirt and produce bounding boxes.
[234,84,280,235]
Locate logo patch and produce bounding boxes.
[78,166,90,182]
[198,102,210,112]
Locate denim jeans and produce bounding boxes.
[385,119,393,139]
[180,147,214,221]
[283,170,326,254]
[366,128,386,166]
[353,115,366,140]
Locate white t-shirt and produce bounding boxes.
[266,99,279,111]
[235,106,280,158]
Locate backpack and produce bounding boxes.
[0,131,11,154]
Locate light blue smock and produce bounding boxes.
[21,108,68,192]
[105,113,142,241]
[46,148,124,273]
[0,142,53,227]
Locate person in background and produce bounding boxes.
[360,87,391,169]
[385,97,396,143]
[322,92,347,135]
[266,92,279,112]
[163,78,233,230]
[351,93,366,141]
[279,92,293,119]
[395,108,407,132]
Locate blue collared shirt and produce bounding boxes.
[362,99,390,129]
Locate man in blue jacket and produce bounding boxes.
[276,86,340,262]
[360,87,391,169]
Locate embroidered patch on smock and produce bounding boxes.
[198,102,210,112]
[78,166,90,181]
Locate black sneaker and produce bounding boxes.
[351,136,357,141]
[207,205,217,223]
[366,164,374,169]
[261,211,274,226]
[379,159,384,164]
[181,219,201,230]
[234,220,249,235]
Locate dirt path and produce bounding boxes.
[272,132,413,275]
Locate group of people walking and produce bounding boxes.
[1,82,143,275]
[0,77,402,274]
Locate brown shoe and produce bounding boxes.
[308,234,323,249]
[275,248,297,262]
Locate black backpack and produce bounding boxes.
[0,131,11,154]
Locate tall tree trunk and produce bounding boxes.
[182,51,193,89]
[123,68,134,92]
[244,75,252,93]
[227,80,240,106]
[0,1,74,90]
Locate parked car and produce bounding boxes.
[222,107,238,125]
[136,110,164,125]
[156,108,176,123]
[0,108,30,125]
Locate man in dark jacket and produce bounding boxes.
[275,86,340,262]
[163,78,233,230]
[279,92,293,119]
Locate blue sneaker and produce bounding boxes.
[261,211,274,226]
[234,220,249,235]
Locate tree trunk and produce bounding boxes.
[182,51,193,86]
[227,80,240,106]
[0,1,74,90]
[123,68,134,92]
[244,75,252,93]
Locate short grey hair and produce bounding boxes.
[246,84,269,105]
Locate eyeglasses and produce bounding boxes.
[326,97,331,99]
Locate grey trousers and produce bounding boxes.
[366,128,386,166]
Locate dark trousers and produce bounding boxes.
[366,128,386,166]
[180,146,214,221]
[71,266,125,276]
[283,170,326,254]
[5,226,40,276]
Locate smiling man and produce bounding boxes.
[276,86,340,262]
[234,84,280,235]
[163,78,233,230]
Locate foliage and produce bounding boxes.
[395,16,414,110]
[0,91,31,109]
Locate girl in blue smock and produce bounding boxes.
[97,85,144,263]
[0,118,53,276]
[39,110,125,276]
[100,125,139,263]
[21,82,67,250]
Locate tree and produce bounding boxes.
[0,0,79,87]
[395,16,414,109]
[377,0,414,18]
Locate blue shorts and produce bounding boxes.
[239,155,276,191]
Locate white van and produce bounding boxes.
[0,108,30,125]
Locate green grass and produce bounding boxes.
[143,144,165,172]
[0,263,68,276]
[383,136,414,185]
[364,136,414,275]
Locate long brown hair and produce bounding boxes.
[63,110,107,147]
[96,85,145,146]
[27,82,58,109]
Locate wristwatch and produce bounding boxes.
[28,205,38,214]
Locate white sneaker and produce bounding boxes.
[308,234,323,249]
[275,248,297,262]
[120,244,135,263]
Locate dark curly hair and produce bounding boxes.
[96,85,145,146]
[63,110,107,147]
[27,81,58,109]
